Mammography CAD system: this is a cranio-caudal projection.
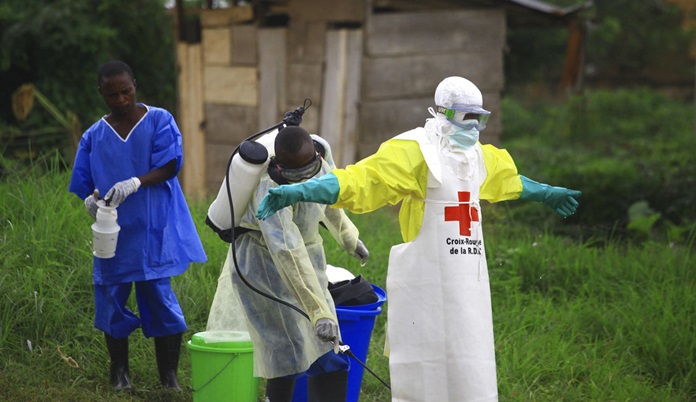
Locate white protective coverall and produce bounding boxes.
[209,147,361,379]
[331,118,522,401]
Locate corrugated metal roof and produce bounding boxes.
[371,0,593,25]
[506,0,592,17]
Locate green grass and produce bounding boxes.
[1,154,694,401]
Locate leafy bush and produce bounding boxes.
[0,0,177,131]
[501,88,696,240]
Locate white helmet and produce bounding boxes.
[434,76,490,130]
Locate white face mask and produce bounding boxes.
[447,119,479,149]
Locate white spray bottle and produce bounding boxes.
[92,200,120,258]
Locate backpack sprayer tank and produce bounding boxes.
[206,131,335,236]
[207,130,278,231]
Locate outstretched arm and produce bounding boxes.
[258,139,428,220]
[256,173,340,220]
[518,175,582,217]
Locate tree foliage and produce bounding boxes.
[585,0,694,83]
[0,0,176,128]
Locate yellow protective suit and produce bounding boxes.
[332,136,522,241]
[330,124,522,401]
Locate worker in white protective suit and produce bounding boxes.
[206,125,370,402]
[256,76,582,401]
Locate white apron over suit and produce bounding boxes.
[387,130,498,401]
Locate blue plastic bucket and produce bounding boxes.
[292,284,386,402]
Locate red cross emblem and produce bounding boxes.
[444,191,479,236]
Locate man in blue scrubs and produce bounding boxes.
[69,60,207,392]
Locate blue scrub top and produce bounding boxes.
[69,105,207,284]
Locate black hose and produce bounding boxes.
[343,349,392,390]
[224,100,311,320]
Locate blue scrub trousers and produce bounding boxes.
[94,277,187,339]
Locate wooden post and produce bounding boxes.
[320,29,363,167]
[559,18,586,95]
[177,42,207,200]
[258,28,288,128]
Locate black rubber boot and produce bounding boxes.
[104,334,134,392]
[307,370,348,402]
[154,332,183,391]
[264,377,296,402]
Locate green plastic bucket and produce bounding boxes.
[187,331,258,402]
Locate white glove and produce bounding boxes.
[84,190,100,219]
[104,177,141,205]
[351,239,370,266]
[315,318,339,343]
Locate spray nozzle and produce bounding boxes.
[100,192,112,207]
[330,340,351,355]
[283,98,312,126]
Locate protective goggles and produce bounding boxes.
[277,152,323,183]
[437,103,491,130]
